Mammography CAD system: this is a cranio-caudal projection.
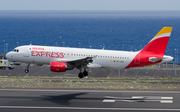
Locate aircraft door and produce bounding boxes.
[23,47,29,57]
[134,54,140,64]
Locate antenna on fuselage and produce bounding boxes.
[102,44,105,50]
[102,46,105,50]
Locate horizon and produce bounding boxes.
[1,0,180,10]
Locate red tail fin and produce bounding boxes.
[141,27,172,56]
[125,27,173,69]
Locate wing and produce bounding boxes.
[55,55,102,68]
[67,57,93,66]
[55,57,94,67]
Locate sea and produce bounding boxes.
[0,10,180,62]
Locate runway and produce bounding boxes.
[0,89,180,112]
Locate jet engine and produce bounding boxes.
[50,61,74,72]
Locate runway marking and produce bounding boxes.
[161,97,173,99]
[0,106,180,111]
[132,96,144,99]
[161,100,173,103]
[132,96,173,103]
[132,96,173,99]
[103,96,173,103]
[102,99,115,102]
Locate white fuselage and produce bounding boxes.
[6,45,139,69]
[6,45,173,69]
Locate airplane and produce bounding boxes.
[6,27,174,78]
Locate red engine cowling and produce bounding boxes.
[50,61,67,72]
[50,61,74,72]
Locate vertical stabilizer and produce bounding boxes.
[141,27,172,56]
[125,27,172,69]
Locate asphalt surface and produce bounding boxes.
[0,89,180,112]
[0,65,180,78]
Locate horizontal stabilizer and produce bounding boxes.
[149,57,163,62]
[149,55,174,63]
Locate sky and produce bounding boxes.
[0,0,180,10]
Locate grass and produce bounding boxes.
[0,76,180,90]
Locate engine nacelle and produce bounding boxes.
[50,61,74,72]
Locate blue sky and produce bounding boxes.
[0,0,180,10]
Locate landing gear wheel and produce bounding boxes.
[24,63,30,74]
[25,69,29,73]
[83,71,88,76]
[78,72,84,79]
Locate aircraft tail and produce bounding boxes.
[125,27,173,69]
[141,27,172,56]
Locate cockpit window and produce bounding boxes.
[14,49,19,52]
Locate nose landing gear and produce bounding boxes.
[24,63,30,73]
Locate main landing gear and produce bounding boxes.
[24,63,30,73]
[78,68,88,79]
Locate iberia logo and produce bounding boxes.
[60,65,62,67]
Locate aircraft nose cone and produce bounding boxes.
[6,52,12,60]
